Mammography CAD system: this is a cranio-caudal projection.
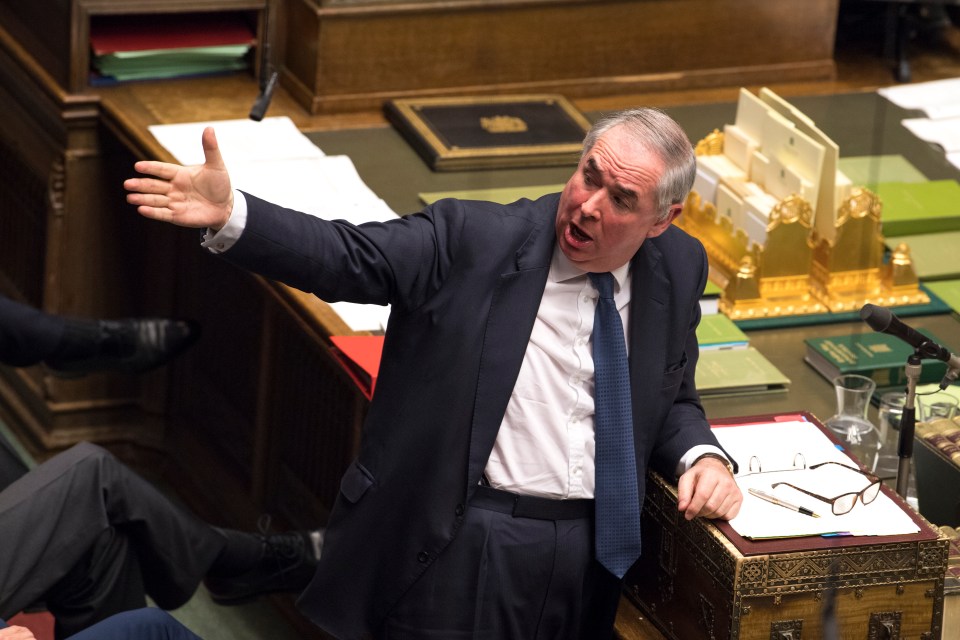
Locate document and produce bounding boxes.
[149,117,326,165]
[878,77,960,119]
[713,419,920,539]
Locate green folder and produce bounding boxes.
[924,280,960,315]
[696,347,790,396]
[874,180,960,236]
[886,231,960,281]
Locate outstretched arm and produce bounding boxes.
[124,127,235,230]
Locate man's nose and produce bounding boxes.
[581,189,605,219]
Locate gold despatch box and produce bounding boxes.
[384,94,591,171]
[621,413,949,640]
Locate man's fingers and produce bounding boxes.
[135,205,173,222]
[201,127,226,171]
[126,191,170,209]
[132,160,181,181]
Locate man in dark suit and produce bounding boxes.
[124,107,742,640]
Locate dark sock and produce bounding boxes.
[207,528,264,577]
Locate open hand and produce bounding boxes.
[124,127,234,230]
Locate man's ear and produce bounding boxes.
[646,204,683,238]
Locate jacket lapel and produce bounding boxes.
[628,240,671,456]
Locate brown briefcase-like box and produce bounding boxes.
[624,414,949,640]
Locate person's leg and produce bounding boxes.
[0,292,200,374]
[0,442,321,636]
[43,528,148,639]
[0,443,225,627]
[0,294,65,366]
[67,609,203,640]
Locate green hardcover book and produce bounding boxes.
[695,347,790,396]
[886,232,960,281]
[873,180,960,236]
[837,154,927,189]
[700,280,723,316]
[925,279,960,315]
[696,313,749,350]
[804,332,949,387]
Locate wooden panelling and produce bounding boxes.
[278,0,840,113]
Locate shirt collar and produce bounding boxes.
[550,245,631,292]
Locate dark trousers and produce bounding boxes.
[380,488,621,640]
[0,443,225,639]
[0,294,65,367]
[2,608,203,640]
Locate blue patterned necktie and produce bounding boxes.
[589,272,641,579]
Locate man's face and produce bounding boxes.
[555,126,681,273]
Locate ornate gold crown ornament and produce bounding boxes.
[678,90,928,320]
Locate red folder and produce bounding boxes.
[330,336,385,401]
[90,13,255,55]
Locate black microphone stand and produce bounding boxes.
[896,353,922,498]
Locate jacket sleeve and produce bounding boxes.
[647,235,729,477]
[218,192,470,312]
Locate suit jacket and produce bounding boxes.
[222,191,723,639]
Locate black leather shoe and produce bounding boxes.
[205,530,322,605]
[46,318,199,376]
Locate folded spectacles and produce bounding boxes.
[771,461,881,516]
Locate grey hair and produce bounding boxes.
[581,107,696,222]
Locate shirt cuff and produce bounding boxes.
[201,190,248,254]
[677,445,732,476]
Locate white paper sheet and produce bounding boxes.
[901,116,960,154]
[878,77,960,117]
[148,117,325,165]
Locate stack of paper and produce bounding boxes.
[149,116,396,332]
[90,14,255,83]
[879,78,960,172]
[715,419,920,539]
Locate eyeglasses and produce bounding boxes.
[771,461,882,516]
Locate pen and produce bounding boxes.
[748,488,820,518]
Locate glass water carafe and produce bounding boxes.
[825,374,881,470]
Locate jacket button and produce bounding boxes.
[417,551,429,563]
[455,503,464,516]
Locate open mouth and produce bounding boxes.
[568,222,592,244]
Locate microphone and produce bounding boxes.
[860,303,960,389]
[249,71,278,122]
[249,8,277,122]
